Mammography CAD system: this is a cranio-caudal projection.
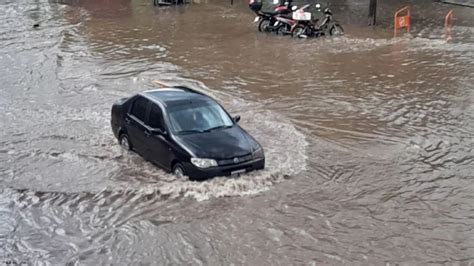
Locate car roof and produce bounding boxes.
[141,86,213,107]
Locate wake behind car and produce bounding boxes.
[111,86,265,181]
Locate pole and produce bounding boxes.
[368,0,377,25]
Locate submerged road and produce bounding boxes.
[0,0,473,264]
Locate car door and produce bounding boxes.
[144,103,172,169]
[126,96,151,155]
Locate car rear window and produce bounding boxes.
[130,96,149,122]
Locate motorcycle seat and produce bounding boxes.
[262,11,279,16]
[277,13,293,19]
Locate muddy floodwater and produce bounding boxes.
[1,0,473,264]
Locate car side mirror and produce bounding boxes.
[233,115,241,123]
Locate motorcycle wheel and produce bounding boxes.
[258,19,272,32]
[329,24,344,36]
[291,25,307,38]
[276,25,289,35]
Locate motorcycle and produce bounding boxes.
[274,4,311,35]
[291,3,344,38]
[249,0,293,33]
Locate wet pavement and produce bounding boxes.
[0,0,473,264]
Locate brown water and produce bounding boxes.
[1,0,473,264]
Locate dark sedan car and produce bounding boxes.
[111,86,265,180]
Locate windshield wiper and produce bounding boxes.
[204,125,233,132]
[177,129,204,134]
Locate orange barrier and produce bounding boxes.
[445,10,454,41]
[394,6,411,37]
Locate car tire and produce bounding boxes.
[119,133,132,151]
[172,163,186,178]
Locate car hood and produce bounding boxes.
[174,126,256,159]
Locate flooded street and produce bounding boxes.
[1,0,473,264]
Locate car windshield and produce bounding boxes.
[168,101,234,134]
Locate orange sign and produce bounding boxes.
[395,15,410,29]
[394,6,411,37]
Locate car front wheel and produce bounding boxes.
[172,163,186,178]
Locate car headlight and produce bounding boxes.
[252,146,264,159]
[191,158,218,168]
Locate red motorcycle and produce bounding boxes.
[249,0,293,32]
[273,4,311,35]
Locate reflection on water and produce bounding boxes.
[0,0,473,264]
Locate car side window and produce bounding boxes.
[148,104,165,130]
[130,96,149,122]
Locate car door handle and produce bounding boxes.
[144,130,151,137]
